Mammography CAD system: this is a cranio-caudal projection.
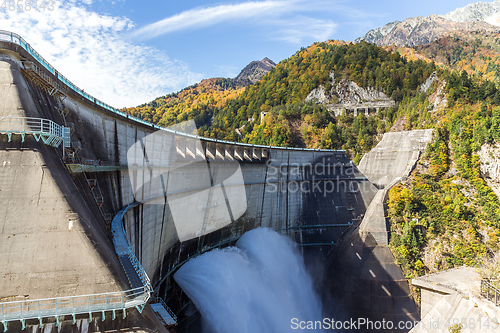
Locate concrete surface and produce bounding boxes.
[357,130,433,249]
[411,267,500,333]
[358,129,434,187]
[0,56,127,301]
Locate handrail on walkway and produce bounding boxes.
[481,280,500,307]
[0,116,70,149]
[0,286,148,330]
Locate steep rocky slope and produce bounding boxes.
[444,0,500,24]
[356,15,497,47]
[356,0,500,47]
[305,72,391,104]
[478,143,500,198]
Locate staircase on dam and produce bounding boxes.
[0,31,382,332]
[325,129,434,333]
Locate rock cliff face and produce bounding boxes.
[305,85,330,104]
[419,72,447,113]
[478,143,500,198]
[336,78,390,103]
[419,72,438,94]
[305,72,390,105]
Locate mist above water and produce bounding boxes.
[174,228,324,333]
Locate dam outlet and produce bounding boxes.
[174,228,324,333]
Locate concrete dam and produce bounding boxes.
[0,31,431,332]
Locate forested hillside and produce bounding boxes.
[124,78,244,128]
[126,41,435,159]
[388,69,500,284]
[414,31,500,86]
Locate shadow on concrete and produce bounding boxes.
[23,76,131,291]
[0,58,160,331]
[293,153,378,247]
[322,229,419,333]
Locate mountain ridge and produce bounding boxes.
[444,0,500,24]
[356,0,500,47]
[356,15,498,47]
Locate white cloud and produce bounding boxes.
[267,16,337,44]
[130,1,298,40]
[0,1,203,107]
[129,0,338,45]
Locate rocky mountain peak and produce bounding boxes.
[234,58,276,86]
[261,57,276,67]
[443,0,500,25]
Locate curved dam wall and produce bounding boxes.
[0,54,126,300]
[63,88,378,292]
[0,32,379,329]
[56,74,377,283]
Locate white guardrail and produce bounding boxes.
[0,287,149,329]
[0,117,69,148]
[0,29,345,152]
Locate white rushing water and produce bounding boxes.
[174,228,324,333]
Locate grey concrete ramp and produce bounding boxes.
[0,56,125,301]
[358,130,434,187]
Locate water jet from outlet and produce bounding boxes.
[174,228,324,333]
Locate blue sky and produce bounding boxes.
[0,0,485,107]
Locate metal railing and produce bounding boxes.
[0,287,148,323]
[481,280,500,306]
[0,29,346,153]
[0,116,69,148]
[0,285,151,330]
[0,30,55,75]
[155,297,177,323]
[111,202,152,288]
